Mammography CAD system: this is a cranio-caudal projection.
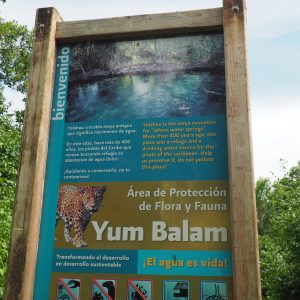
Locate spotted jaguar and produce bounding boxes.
[56,185,107,247]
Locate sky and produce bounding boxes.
[0,0,299,179]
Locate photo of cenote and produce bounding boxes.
[66,33,226,122]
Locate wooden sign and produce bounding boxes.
[4,1,261,299]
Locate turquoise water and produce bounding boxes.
[66,71,225,122]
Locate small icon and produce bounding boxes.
[56,277,81,300]
[127,279,152,300]
[163,280,189,300]
[201,281,228,300]
[92,279,116,300]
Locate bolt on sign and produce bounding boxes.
[4,1,261,300]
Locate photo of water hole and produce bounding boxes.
[66,33,226,122]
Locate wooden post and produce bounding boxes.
[55,8,223,41]
[223,0,262,299]
[4,8,62,300]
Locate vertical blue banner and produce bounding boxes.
[33,46,70,300]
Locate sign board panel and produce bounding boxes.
[34,33,232,299]
[4,2,261,300]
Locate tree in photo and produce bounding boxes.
[257,161,300,300]
[0,16,32,298]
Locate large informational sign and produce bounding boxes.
[33,33,232,299]
[5,4,261,300]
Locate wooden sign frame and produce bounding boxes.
[4,1,261,299]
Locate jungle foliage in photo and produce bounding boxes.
[256,161,300,300]
[0,15,32,299]
[69,34,225,82]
